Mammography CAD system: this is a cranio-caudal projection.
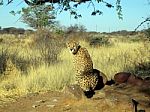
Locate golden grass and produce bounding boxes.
[0,34,149,100]
[90,42,149,79]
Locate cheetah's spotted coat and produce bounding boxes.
[66,40,98,91]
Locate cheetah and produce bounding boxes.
[66,40,99,91]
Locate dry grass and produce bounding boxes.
[0,33,149,100]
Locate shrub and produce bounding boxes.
[32,29,64,65]
[0,48,8,74]
[66,24,87,34]
[134,62,150,77]
[89,35,111,47]
[0,49,21,80]
[145,28,150,41]
[0,48,31,76]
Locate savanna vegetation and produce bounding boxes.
[0,28,149,102]
[0,0,150,105]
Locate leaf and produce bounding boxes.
[73,4,78,8]
[97,0,103,3]
[0,1,3,5]
[116,0,123,19]
[74,15,78,19]
[106,3,114,8]
[91,11,96,16]
[70,11,76,15]
[9,11,16,16]
[78,14,82,18]
[64,8,68,11]
[97,10,103,15]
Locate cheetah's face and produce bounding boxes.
[66,41,80,55]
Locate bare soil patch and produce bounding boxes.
[0,84,150,112]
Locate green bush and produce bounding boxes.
[89,35,111,47]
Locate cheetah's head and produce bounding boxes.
[66,40,81,55]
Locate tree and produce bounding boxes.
[66,24,86,33]
[24,0,122,19]
[1,0,123,19]
[21,5,56,29]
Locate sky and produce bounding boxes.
[0,0,150,32]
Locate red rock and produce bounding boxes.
[114,72,131,84]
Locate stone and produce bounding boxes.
[46,104,55,108]
[32,104,40,108]
[62,84,84,100]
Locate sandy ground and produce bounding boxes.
[0,84,150,112]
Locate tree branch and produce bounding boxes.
[135,17,150,31]
[24,0,90,5]
[7,0,13,5]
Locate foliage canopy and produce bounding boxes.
[20,5,56,29]
[1,0,123,19]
